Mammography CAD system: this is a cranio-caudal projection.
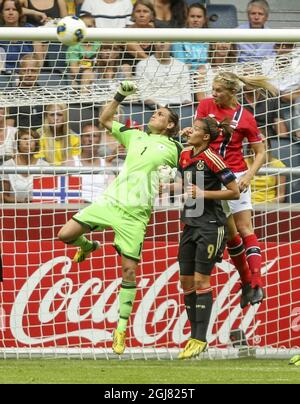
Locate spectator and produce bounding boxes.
[153,0,187,28]
[10,0,50,25]
[98,104,127,167]
[7,54,44,129]
[172,3,209,71]
[36,104,80,166]
[242,84,287,139]
[73,123,116,202]
[80,0,133,28]
[0,46,5,72]
[96,43,122,89]
[15,52,40,87]
[1,128,48,203]
[262,42,300,139]
[22,0,68,26]
[126,0,154,29]
[246,141,287,204]
[0,106,17,164]
[66,0,77,15]
[78,123,103,165]
[121,0,155,79]
[236,0,275,63]
[135,42,192,107]
[66,14,101,88]
[0,0,46,72]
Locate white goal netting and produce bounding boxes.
[0,30,300,359]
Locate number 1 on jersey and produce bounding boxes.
[141,147,148,156]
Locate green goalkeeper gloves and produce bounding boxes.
[114,81,137,103]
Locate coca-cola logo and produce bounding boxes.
[7,254,277,348]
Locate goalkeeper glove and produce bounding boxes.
[114,81,137,103]
[158,165,177,183]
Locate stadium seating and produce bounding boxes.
[0,74,13,88]
[185,0,208,4]
[44,43,67,71]
[207,4,238,28]
[38,70,68,87]
[69,103,100,133]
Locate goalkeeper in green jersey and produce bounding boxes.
[58,81,183,355]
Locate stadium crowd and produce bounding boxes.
[0,0,299,204]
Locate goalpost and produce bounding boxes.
[0,27,300,359]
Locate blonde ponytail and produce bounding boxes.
[213,71,278,97]
[238,75,278,97]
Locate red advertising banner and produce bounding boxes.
[0,241,300,349]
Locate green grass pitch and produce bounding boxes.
[0,359,299,384]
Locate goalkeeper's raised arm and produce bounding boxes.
[99,81,137,131]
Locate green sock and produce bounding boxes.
[117,281,137,332]
[71,235,93,251]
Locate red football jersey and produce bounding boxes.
[195,98,262,173]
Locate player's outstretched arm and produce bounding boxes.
[99,81,137,131]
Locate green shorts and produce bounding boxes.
[73,201,147,261]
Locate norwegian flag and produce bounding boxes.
[32,176,82,203]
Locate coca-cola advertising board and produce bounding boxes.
[0,241,300,349]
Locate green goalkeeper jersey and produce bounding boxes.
[101,121,183,226]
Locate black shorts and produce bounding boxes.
[178,224,227,276]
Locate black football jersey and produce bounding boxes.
[178,147,236,227]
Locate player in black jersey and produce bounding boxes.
[177,116,240,359]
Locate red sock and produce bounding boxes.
[227,234,251,286]
[242,234,262,288]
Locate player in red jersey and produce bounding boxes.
[190,71,277,308]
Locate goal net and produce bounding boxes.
[0,28,299,359]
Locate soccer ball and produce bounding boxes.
[56,16,87,46]
[157,165,177,183]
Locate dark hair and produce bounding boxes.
[17,128,40,153]
[199,116,234,143]
[170,0,187,28]
[79,12,94,19]
[164,107,180,137]
[187,3,208,28]
[0,0,26,27]
[81,122,102,137]
[132,0,156,19]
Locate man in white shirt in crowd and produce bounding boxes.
[262,43,300,139]
[73,123,116,202]
[80,0,133,28]
[135,42,192,107]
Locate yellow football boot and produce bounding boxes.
[178,339,197,359]
[179,339,207,359]
[73,240,100,263]
[289,355,300,366]
[112,329,126,355]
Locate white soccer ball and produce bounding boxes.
[56,16,87,46]
[157,165,177,183]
